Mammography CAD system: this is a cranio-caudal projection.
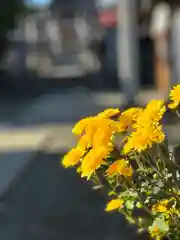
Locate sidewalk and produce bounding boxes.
[0,88,176,153]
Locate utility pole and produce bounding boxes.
[117,0,139,104]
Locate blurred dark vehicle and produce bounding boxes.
[0,8,102,82]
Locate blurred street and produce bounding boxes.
[0,80,178,239]
[0,82,138,240]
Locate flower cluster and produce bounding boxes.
[62,85,180,240]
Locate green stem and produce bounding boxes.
[144,153,164,179]
[122,176,152,217]
[143,152,180,203]
[160,144,180,192]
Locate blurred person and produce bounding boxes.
[170,0,180,86]
[150,0,171,98]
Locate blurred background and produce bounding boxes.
[0,0,180,239]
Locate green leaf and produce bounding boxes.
[119,191,128,197]
[119,190,137,199]
[108,191,116,196]
[152,217,169,232]
[144,198,150,204]
[153,173,159,179]
[125,200,134,210]
[136,202,142,208]
[146,191,152,195]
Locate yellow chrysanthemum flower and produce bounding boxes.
[97,108,120,119]
[145,99,166,121]
[93,127,113,149]
[80,146,108,178]
[92,119,117,149]
[77,118,117,150]
[168,101,179,109]
[76,117,118,149]
[118,108,143,132]
[77,133,91,150]
[62,148,83,168]
[168,84,180,109]
[107,159,133,177]
[105,198,124,212]
[77,123,98,150]
[123,124,165,153]
[152,199,169,214]
[72,117,94,135]
[152,204,168,213]
[124,131,151,154]
[135,100,166,129]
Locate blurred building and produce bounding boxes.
[0,0,158,90]
[1,0,102,79]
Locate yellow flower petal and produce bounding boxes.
[123,124,165,153]
[62,148,83,168]
[97,108,120,119]
[117,108,143,132]
[136,100,166,128]
[152,199,170,214]
[80,146,108,178]
[107,159,133,177]
[168,101,179,109]
[105,199,124,212]
[169,84,180,103]
[72,117,94,135]
[92,119,116,149]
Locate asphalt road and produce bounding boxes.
[0,86,135,240]
[0,84,178,239]
[0,152,136,240]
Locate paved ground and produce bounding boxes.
[0,87,178,239]
[0,153,137,240]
